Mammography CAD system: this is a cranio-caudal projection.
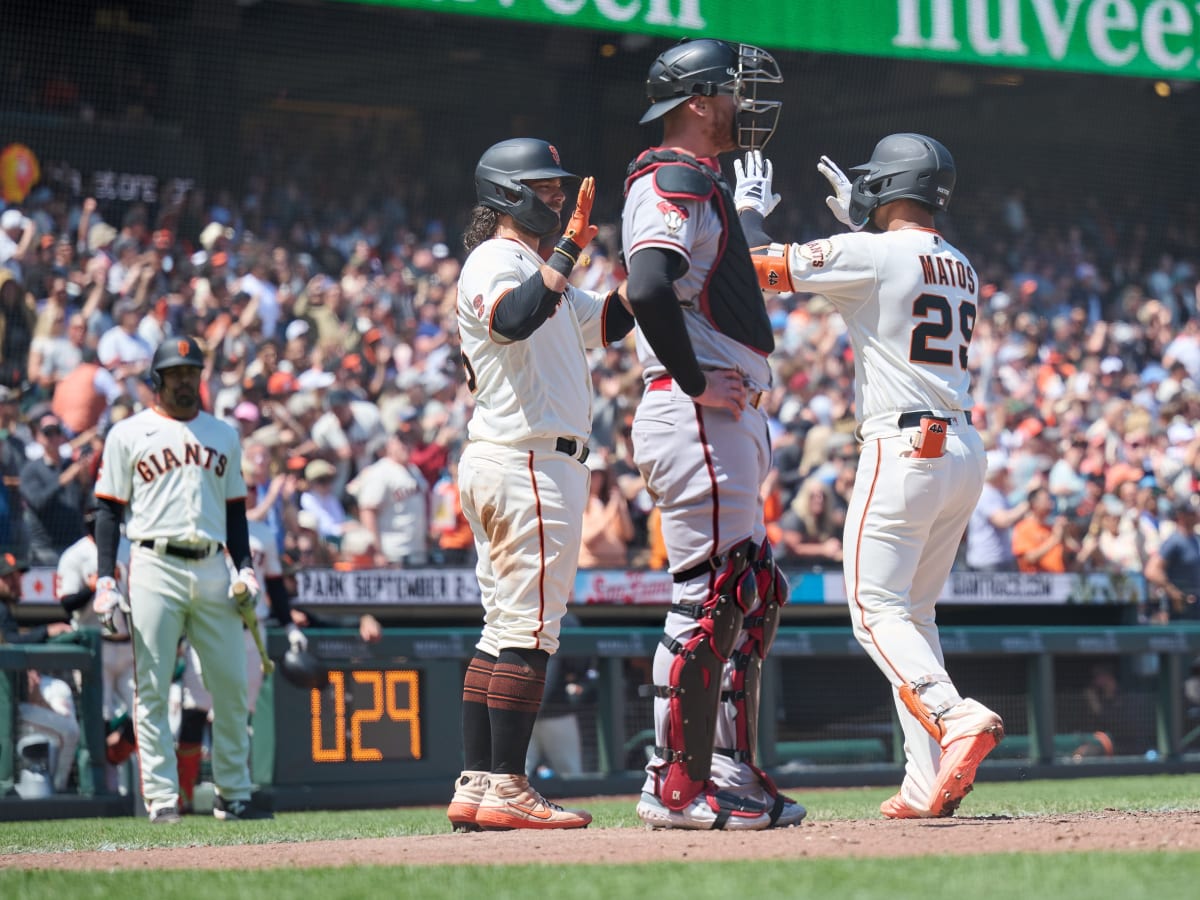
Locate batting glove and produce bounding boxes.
[817,155,865,231]
[549,176,599,276]
[233,567,261,601]
[287,623,309,653]
[733,150,781,217]
[93,576,119,634]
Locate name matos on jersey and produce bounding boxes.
[919,253,976,293]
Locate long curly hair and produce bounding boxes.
[462,206,501,252]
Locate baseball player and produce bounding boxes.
[622,38,804,831]
[737,134,1005,818]
[446,138,635,831]
[176,517,298,811]
[56,506,135,724]
[92,336,273,823]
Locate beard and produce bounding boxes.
[704,102,739,155]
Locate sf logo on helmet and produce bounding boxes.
[549,145,561,166]
[177,340,191,357]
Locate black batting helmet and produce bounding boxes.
[150,336,205,391]
[278,645,329,691]
[848,133,956,229]
[639,39,783,149]
[474,138,579,237]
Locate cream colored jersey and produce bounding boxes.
[56,534,132,634]
[457,236,612,446]
[95,407,247,542]
[352,456,429,562]
[771,227,977,422]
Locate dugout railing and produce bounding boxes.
[3,624,1200,818]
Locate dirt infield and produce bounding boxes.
[5,809,1200,869]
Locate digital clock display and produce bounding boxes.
[309,668,423,762]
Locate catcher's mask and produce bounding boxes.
[848,133,956,229]
[474,138,580,237]
[640,38,783,150]
[279,646,330,690]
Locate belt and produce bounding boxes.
[102,633,131,644]
[554,437,590,464]
[648,376,766,410]
[898,409,972,429]
[138,540,223,560]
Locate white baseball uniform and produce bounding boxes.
[622,153,780,811]
[56,534,135,720]
[183,519,278,716]
[95,406,252,813]
[456,235,615,655]
[352,455,430,564]
[761,226,988,809]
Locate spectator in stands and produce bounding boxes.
[0,268,36,388]
[0,209,37,281]
[298,458,348,546]
[311,387,385,493]
[430,449,475,566]
[0,386,27,553]
[51,347,123,438]
[966,452,1030,572]
[1076,495,1149,577]
[350,429,430,567]
[96,298,153,392]
[578,454,635,570]
[19,413,89,565]
[1012,486,1078,574]
[1146,501,1200,620]
[777,476,843,570]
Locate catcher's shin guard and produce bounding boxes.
[715,542,790,818]
[652,541,757,810]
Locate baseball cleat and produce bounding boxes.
[446,770,489,833]
[879,792,925,819]
[474,774,591,830]
[766,792,807,828]
[149,805,182,825]
[927,699,1005,817]
[213,795,274,821]
[636,788,772,831]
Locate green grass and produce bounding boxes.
[3,775,1200,899]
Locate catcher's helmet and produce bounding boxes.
[150,336,205,391]
[639,39,783,149]
[474,138,579,237]
[278,646,329,691]
[847,133,956,229]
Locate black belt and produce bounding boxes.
[138,540,223,560]
[898,410,972,429]
[554,437,590,464]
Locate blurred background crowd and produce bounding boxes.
[0,159,1197,624]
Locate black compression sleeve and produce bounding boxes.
[59,587,94,615]
[265,575,291,626]
[601,290,636,343]
[94,498,124,580]
[626,247,706,397]
[226,498,252,571]
[491,271,563,342]
[739,209,773,250]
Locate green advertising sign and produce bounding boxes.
[341,0,1200,80]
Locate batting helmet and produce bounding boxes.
[639,39,783,149]
[474,138,579,237]
[278,645,329,691]
[150,336,205,391]
[847,133,956,229]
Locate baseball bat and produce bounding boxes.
[233,581,276,675]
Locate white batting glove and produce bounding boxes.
[817,155,864,232]
[93,576,119,634]
[233,567,261,601]
[287,623,309,653]
[733,150,780,217]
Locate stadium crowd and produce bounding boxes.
[0,155,1197,633]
